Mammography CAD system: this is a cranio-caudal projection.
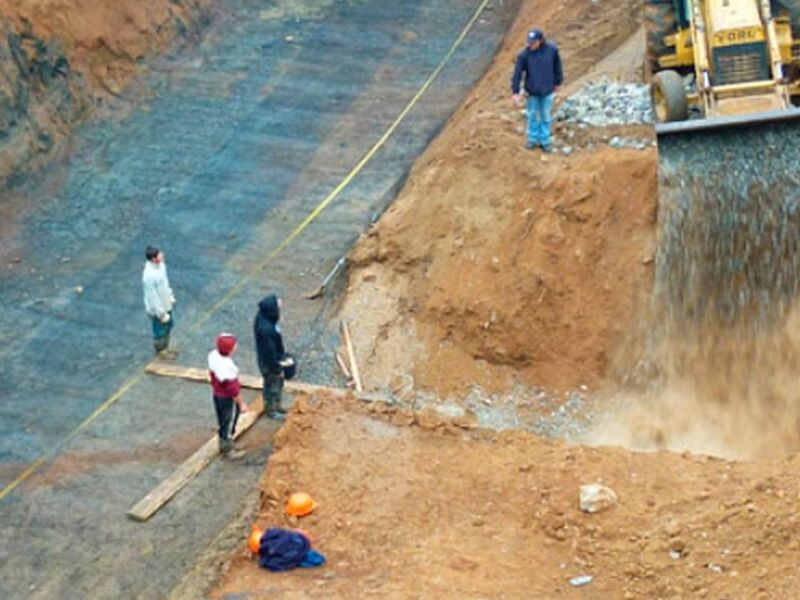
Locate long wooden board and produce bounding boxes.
[129,365,384,522]
[126,402,263,522]
[145,362,347,397]
[341,320,363,392]
[130,363,386,521]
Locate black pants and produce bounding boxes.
[261,373,285,415]
[213,395,240,442]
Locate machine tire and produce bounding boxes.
[645,0,678,76]
[652,70,688,123]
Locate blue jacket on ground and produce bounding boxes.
[258,528,326,572]
[511,42,563,97]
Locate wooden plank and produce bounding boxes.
[335,350,352,380]
[127,403,263,522]
[145,362,348,398]
[341,320,363,392]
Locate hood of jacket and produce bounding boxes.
[258,294,280,324]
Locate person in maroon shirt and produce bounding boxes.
[208,333,249,460]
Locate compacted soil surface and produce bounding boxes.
[217,396,800,599]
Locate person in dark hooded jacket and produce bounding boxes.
[254,294,292,419]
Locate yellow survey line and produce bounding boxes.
[191,0,492,332]
[0,0,492,502]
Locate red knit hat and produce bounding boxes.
[216,333,237,356]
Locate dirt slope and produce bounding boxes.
[217,397,800,599]
[340,0,656,397]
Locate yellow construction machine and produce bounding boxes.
[646,0,800,132]
[645,1,800,329]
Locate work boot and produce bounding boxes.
[219,438,246,460]
[266,399,288,421]
[156,348,180,360]
[266,405,287,421]
[222,448,246,461]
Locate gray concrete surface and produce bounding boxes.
[0,0,519,597]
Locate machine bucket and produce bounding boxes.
[655,107,800,135]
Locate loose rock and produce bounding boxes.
[579,483,618,513]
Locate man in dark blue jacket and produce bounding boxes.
[511,28,563,152]
[254,294,292,420]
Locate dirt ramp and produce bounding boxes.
[217,396,800,598]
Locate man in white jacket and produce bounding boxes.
[142,246,178,358]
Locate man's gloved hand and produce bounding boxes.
[160,313,171,324]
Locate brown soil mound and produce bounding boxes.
[216,397,800,598]
[341,0,656,397]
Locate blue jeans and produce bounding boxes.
[527,93,555,148]
[150,310,174,352]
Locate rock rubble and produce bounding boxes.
[556,79,653,126]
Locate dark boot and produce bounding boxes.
[268,410,286,422]
[219,438,245,460]
[154,337,168,356]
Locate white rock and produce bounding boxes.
[579,483,618,513]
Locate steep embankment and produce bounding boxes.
[0,0,211,184]
[340,0,655,397]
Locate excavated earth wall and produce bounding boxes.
[0,0,210,185]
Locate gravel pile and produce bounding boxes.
[396,383,597,442]
[556,80,653,126]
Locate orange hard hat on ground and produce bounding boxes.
[286,492,318,517]
[248,524,264,554]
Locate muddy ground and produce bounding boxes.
[0,0,519,597]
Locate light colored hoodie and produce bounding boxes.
[142,260,175,318]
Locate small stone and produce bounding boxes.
[580,484,618,513]
[569,575,593,587]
